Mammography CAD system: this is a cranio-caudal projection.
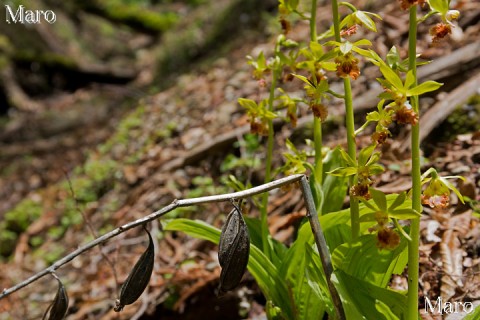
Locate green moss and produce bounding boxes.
[4,199,43,233]
[84,158,117,183]
[99,105,145,155]
[33,244,65,265]
[1,99,156,259]
[29,236,44,248]
[0,155,119,258]
[0,199,43,256]
[434,94,480,142]
[0,227,17,256]
[14,51,77,69]
[47,226,66,240]
[92,0,179,33]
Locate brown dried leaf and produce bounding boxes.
[114,227,155,312]
[440,229,463,301]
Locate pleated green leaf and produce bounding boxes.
[164,218,294,319]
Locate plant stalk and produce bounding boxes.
[260,67,280,257]
[407,5,421,319]
[311,0,323,182]
[331,0,360,239]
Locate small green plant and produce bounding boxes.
[207,0,467,318]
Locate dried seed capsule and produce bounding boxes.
[43,276,68,320]
[114,226,155,312]
[218,204,250,292]
[218,208,238,267]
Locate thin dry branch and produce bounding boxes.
[0,173,345,319]
[0,175,300,297]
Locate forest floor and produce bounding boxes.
[0,0,480,319]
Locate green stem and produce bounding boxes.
[260,67,279,257]
[313,118,323,180]
[310,0,323,181]
[310,0,317,41]
[407,6,421,319]
[331,0,360,239]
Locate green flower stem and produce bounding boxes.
[407,5,421,319]
[331,0,360,239]
[311,0,323,181]
[260,67,280,257]
[313,118,323,180]
[310,0,317,41]
[343,78,360,239]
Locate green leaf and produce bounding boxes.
[368,164,385,175]
[338,148,356,167]
[370,188,387,212]
[360,198,379,213]
[266,301,284,320]
[292,74,314,87]
[353,39,373,47]
[463,304,480,320]
[328,167,357,177]
[280,223,330,320]
[286,0,299,11]
[165,219,219,242]
[165,219,294,319]
[238,98,257,111]
[439,176,465,203]
[407,81,443,96]
[386,46,400,68]
[257,51,267,70]
[358,144,376,167]
[354,11,377,32]
[404,70,415,89]
[388,192,407,211]
[304,244,333,318]
[333,270,406,320]
[340,41,353,55]
[244,218,288,266]
[321,61,338,71]
[243,216,263,249]
[332,234,408,287]
[310,41,324,58]
[428,0,449,15]
[321,148,349,214]
[358,212,377,223]
[389,208,421,220]
[379,65,404,91]
[366,111,381,122]
[365,151,381,167]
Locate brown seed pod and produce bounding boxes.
[43,275,68,320]
[114,226,155,312]
[218,203,250,292]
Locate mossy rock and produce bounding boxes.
[431,94,480,142]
